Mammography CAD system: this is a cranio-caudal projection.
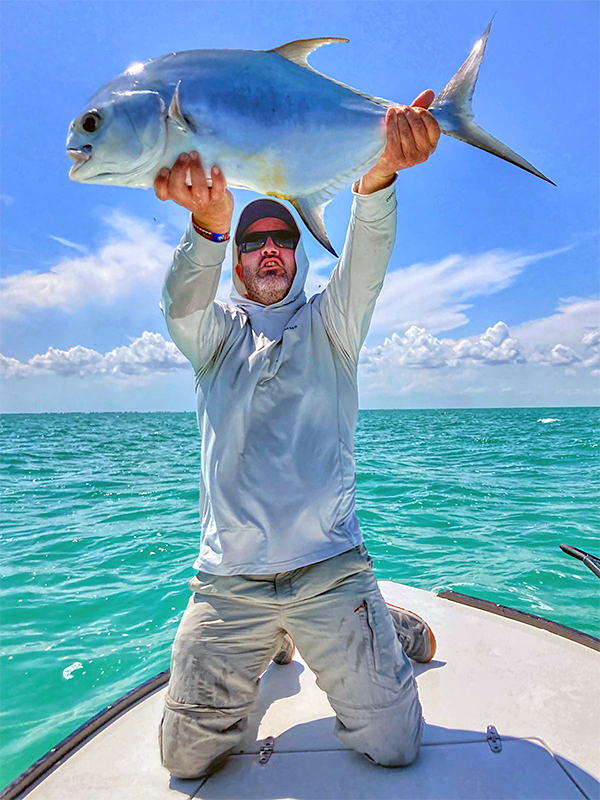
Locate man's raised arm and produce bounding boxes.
[156,152,235,375]
[319,91,440,363]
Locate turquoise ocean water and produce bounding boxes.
[1,407,599,788]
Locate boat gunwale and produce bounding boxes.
[1,669,170,800]
[437,589,600,652]
[3,588,599,799]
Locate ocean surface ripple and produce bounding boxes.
[1,407,598,787]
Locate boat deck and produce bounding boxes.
[13,582,600,799]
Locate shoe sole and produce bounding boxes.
[386,601,437,663]
[273,640,296,666]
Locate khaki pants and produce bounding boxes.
[159,544,424,779]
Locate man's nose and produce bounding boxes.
[261,237,280,255]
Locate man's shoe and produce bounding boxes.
[272,633,295,665]
[386,602,437,663]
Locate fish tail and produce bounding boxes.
[430,20,555,186]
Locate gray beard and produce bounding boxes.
[242,269,293,306]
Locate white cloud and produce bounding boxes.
[48,235,88,253]
[0,353,30,378]
[1,211,173,320]
[104,331,188,375]
[451,322,525,365]
[582,330,600,348]
[530,343,583,367]
[0,194,14,206]
[359,300,600,406]
[512,297,600,352]
[371,246,571,335]
[1,332,188,379]
[361,320,526,374]
[4,302,598,389]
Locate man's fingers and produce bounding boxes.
[168,153,193,203]
[395,108,418,162]
[189,152,210,206]
[415,107,441,151]
[385,107,405,161]
[404,107,432,158]
[154,168,170,201]
[210,165,226,201]
[411,89,435,109]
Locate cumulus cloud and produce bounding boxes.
[4,311,598,385]
[0,353,30,379]
[1,211,174,320]
[1,332,188,379]
[360,304,600,388]
[370,246,571,335]
[361,321,526,375]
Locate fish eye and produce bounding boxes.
[81,110,102,134]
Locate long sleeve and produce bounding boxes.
[318,179,397,364]
[159,217,231,374]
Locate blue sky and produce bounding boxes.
[1,0,598,412]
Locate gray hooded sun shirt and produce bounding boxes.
[160,181,397,575]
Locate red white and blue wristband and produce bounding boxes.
[192,218,230,243]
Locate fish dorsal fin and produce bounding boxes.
[269,37,349,69]
[269,37,393,110]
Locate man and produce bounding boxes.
[155,90,440,780]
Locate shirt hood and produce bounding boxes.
[230,199,309,341]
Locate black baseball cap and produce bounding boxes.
[235,199,300,245]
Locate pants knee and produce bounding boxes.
[334,705,424,769]
[159,703,247,779]
[363,734,422,767]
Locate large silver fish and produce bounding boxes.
[66,22,553,255]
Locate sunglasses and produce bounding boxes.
[239,230,299,253]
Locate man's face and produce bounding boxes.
[235,217,298,306]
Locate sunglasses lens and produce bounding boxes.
[240,230,298,253]
[241,237,264,253]
[273,234,298,249]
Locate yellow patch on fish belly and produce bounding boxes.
[253,153,288,194]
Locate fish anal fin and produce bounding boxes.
[168,81,197,134]
[269,37,349,69]
[291,193,338,256]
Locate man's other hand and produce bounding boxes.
[154,152,234,234]
[356,90,441,195]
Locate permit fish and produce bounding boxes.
[66,22,553,255]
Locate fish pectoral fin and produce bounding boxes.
[291,193,338,257]
[168,81,197,134]
[269,37,349,69]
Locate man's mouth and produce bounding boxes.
[259,259,285,274]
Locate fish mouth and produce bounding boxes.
[68,153,137,184]
[68,147,92,172]
[69,163,116,181]
[68,147,113,181]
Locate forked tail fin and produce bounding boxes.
[430,20,555,186]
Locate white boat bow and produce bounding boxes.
[4,581,599,800]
